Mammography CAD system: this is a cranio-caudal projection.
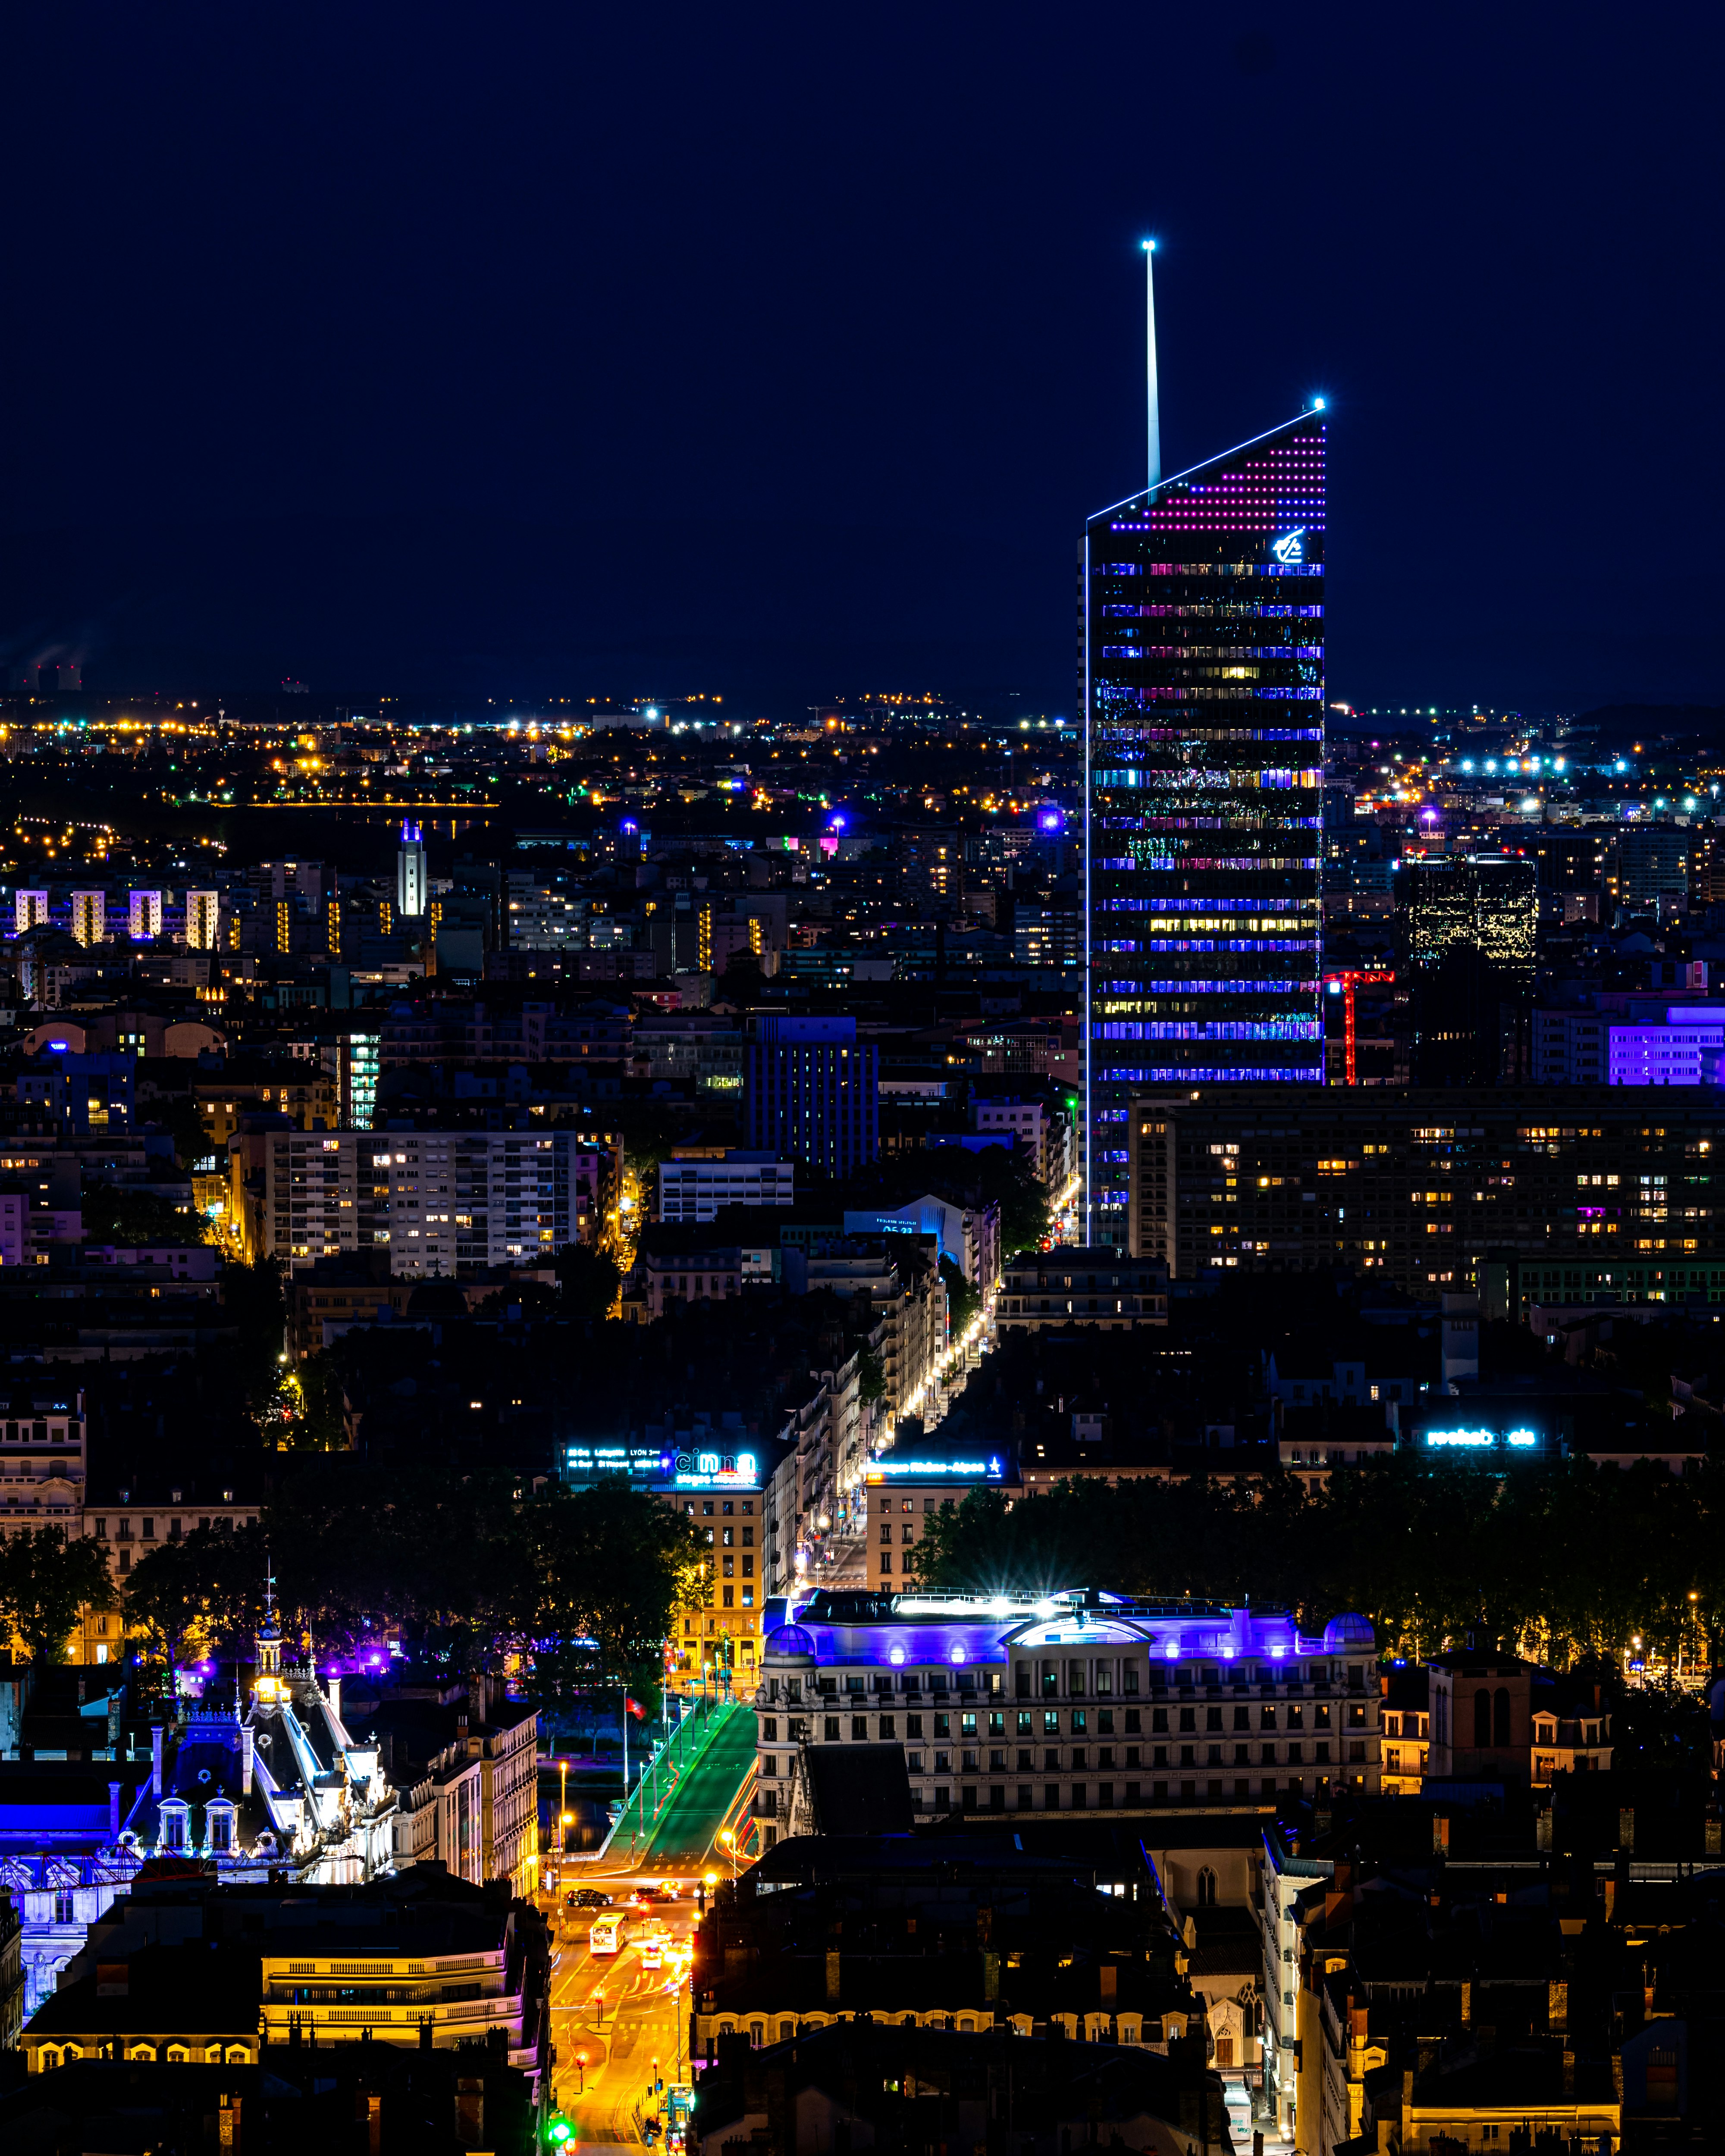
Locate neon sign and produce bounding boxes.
[1424,1428,1540,1450]
[1271,529,1306,564]
[564,1443,671,1482]
[865,1457,1005,1483]
[671,1449,759,1489]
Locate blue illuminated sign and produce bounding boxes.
[565,1443,671,1482]
[866,1456,1005,1484]
[1271,529,1306,564]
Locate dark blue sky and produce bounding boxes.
[3,5,1720,711]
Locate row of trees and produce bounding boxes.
[119,1472,706,1705]
[0,1531,117,1664]
[908,1454,1725,1670]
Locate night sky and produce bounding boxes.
[3,6,1719,711]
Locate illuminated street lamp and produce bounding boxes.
[719,1828,737,1884]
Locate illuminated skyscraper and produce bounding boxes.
[1082,248,1325,1241]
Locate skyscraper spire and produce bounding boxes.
[1142,240,1161,495]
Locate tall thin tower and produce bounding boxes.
[1082,248,1326,1248]
[1143,239,1161,495]
[396,820,428,921]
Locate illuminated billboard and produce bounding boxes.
[563,1442,672,1484]
[1420,1426,1540,1451]
[865,1455,1007,1485]
[669,1448,760,1490]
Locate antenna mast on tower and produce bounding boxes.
[1142,239,1161,495]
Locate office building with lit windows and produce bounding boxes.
[750,1590,1379,1836]
[1083,413,1326,1241]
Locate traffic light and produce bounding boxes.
[546,2114,574,2148]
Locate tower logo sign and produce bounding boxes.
[1271,529,1305,564]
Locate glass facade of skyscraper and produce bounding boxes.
[1083,411,1326,1240]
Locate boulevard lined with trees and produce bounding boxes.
[908,1453,1725,1672]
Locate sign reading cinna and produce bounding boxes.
[671,1449,759,1489]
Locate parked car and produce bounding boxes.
[568,1888,613,1909]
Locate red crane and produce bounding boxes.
[1322,970,1396,1085]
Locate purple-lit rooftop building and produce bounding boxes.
[751,1587,1376,1841]
[1082,412,1327,1243]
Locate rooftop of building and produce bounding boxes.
[25,1940,262,2038]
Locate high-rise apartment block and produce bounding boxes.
[127,890,164,941]
[184,890,221,951]
[744,1015,879,1177]
[69,891,107,946]
[1083,413,1326,1239]
[229,1128,596,1273]
[13,890,48,936]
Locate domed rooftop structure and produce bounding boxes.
[1323,1613,1377,1651]
[764,1623,817,1659]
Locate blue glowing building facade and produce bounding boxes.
[1082,413,1326,1241]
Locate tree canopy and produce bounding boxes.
[0,1530,119,1663]
[121,1470,703,1709]
[907,1454,1725,1670]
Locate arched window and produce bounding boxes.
[38,2047,61,2072]
[225,2046,248,2065]
[1472,1689,1491,1748]
[1493,1688,1511,1747]
[167,2046,191,2063]
[130,2045,156,2063]
[750,2023,765,2048]
[1196,1866,1218,1907]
